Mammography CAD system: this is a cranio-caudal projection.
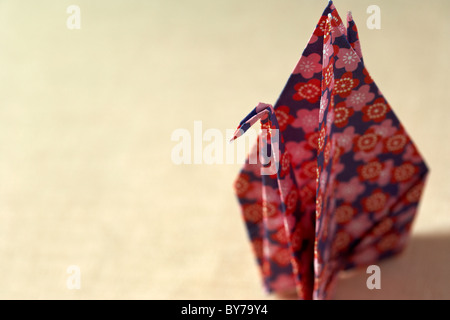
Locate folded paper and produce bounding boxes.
[231,1,429,300]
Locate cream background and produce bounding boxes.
[0,0,449,299]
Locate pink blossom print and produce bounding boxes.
[346,85,375,110]
[335,47,360,72]
[292,108,319,133]
[293,53,322,78]
[372,119,398,138]
[335,177,366,203]
[334,126,356,153]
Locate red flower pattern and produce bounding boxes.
[334,101,354,128]
[362,189,389,212]
[334,72,359,97]
[293,79,322,103]
[362,98,390,122]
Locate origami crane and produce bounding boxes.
[231,1,429,300]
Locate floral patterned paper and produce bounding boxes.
[231,1,429,300]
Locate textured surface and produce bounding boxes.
[0,0,449,299]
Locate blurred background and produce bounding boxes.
[0,0,449,299]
